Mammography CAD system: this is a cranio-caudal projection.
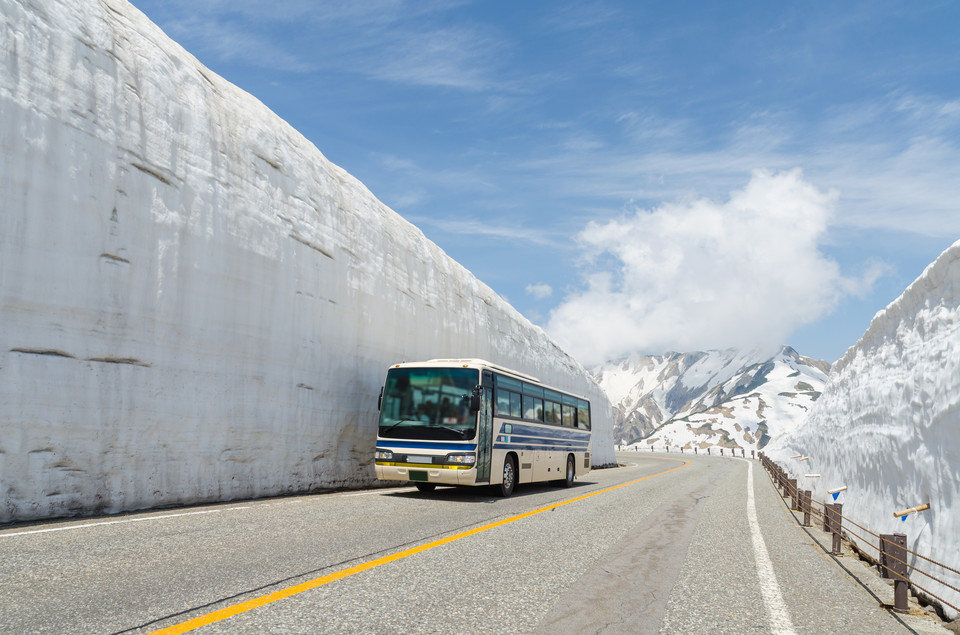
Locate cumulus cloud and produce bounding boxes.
[546,169,878,366]
[526,283,553,299]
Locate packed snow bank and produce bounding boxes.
[767,240,960,619]
[0,0,614,523]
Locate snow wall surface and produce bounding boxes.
[767,239,960,619]
[0,0,615,523]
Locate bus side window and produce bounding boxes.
[523,395,543,421]
[577,400,591,429]
[496,389,510,416]
[509,392,522,417]
[544,401,560,424]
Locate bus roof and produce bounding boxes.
[386,359,591,402]
[388,359,540,383]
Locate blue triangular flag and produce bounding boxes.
[901,515,908,522]
[832,491,840,501]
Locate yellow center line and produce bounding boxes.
[148,457,690,634]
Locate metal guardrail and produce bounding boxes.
[617,445,958,619]
[759,453,960,618]
[618,444,756,458]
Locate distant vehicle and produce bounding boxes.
[375,359,592,497]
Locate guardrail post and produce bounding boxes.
[789,479,798,510]
[825,503,843,555]
[800,490,811,526]
[880,533,910,613]
[720,448,724,456]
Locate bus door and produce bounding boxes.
[476,371,494,483]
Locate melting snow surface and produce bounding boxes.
[0,0,614,522]
[767,239,960,619]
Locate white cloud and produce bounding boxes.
[545,169,881,366]
[526,283,553,299]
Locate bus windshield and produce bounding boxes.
[378,367,479,441]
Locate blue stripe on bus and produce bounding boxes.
[493,442,588,452]
[496,422,590,441]
[499,435,588,448]
[376,441,478,451]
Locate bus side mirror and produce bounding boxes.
[378,386,383,411]
[470,386,482,412]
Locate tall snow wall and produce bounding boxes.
[767,239,960,619]
[0,0,615,523]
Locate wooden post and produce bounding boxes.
[789,479,798,510]
[825,503,843,555]
[802,490,812,527]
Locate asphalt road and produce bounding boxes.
[0,453,950,634]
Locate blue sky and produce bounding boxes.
[131,0,959,366]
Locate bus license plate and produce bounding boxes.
[409,471,428,482]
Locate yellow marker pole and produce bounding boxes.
[893,503,930,517]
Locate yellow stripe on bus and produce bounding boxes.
[374,461,471,469]
[147,457,689,634]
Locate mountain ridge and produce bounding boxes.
[593,346,830,447]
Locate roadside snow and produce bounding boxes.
[0,0,614,523]
[767,240,960,619]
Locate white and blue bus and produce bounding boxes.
[374,359,591,497]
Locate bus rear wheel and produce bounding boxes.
[497,456,516,497]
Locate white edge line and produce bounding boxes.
[744,458,798,635]
[0,506,252,538]
[341,487,417,497]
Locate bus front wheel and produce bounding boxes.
[415,482,436,493]
[497,456,517,497]
[561,455,575,488]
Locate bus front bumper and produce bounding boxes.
[375,462,477,486]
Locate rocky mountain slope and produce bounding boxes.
[594,347,830,448]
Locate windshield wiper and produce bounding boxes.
[435,425,470,439]
[379,419,419,436]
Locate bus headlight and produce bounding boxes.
[445,453,476,465]
[375,450,393,460]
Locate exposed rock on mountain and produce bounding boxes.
[594,347,830,448]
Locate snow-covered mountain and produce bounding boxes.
[767,240,960,619]
[0,0,614,523]
[594,347,830,447]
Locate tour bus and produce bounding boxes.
[374,359,591,497]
